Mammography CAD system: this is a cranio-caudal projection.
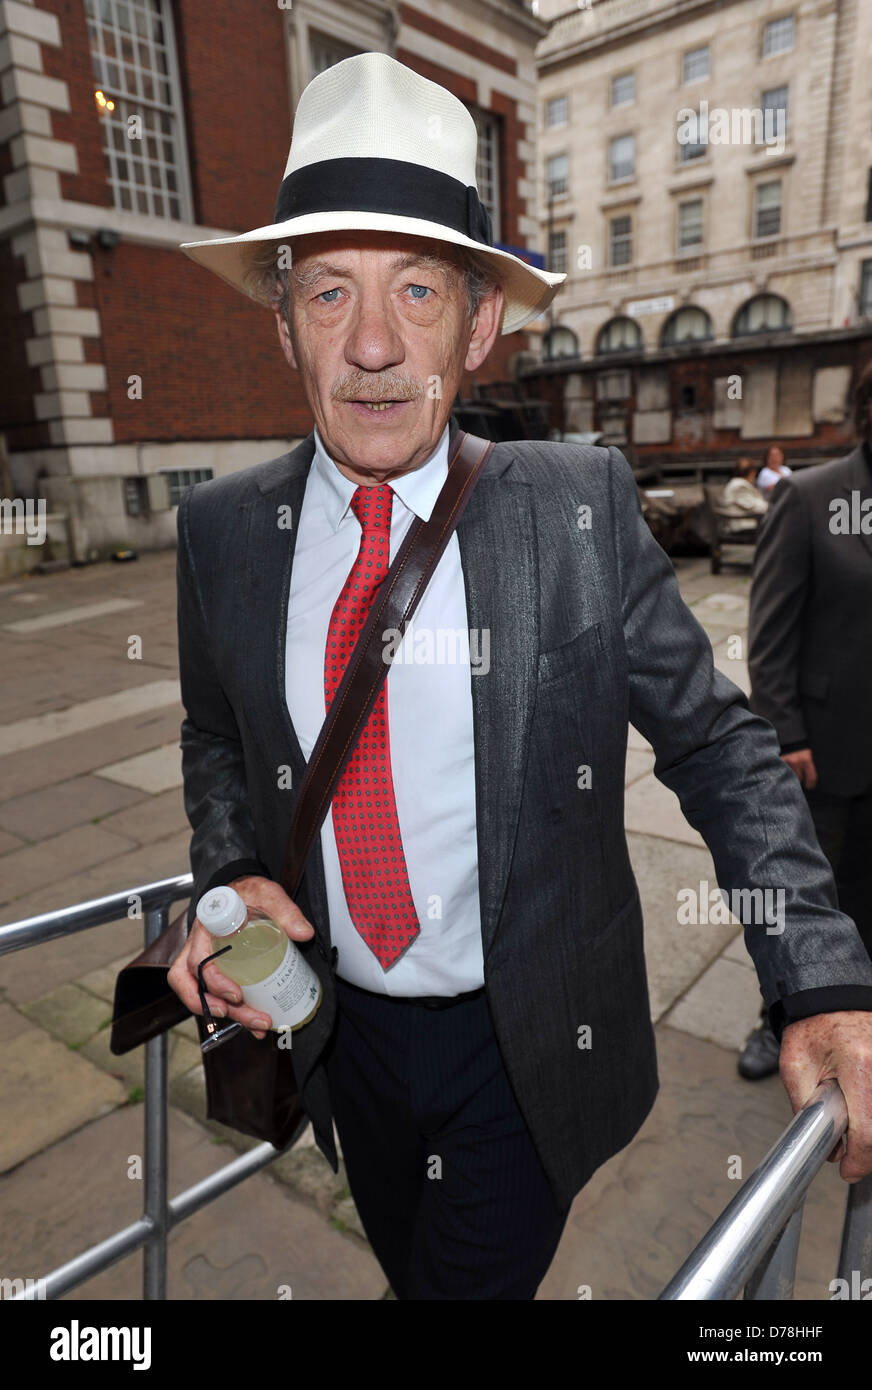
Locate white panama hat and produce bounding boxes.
[179,51,565,335]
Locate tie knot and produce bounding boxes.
[350,483,393,533]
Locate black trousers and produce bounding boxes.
[322,975,570,1300]
[805,781,872,959]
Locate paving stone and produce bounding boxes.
[76,951,146,1004]
[664,955,765,1050]
[0,680,181,758]
[538,1024,848,1301]
[624,771,706,848]
[0,827,25,855]
[0,912,144,1005]
[628,832,738,1021]
[0,823,141,909]
[0,705,183,801]
[625,747,655,786]
[77,1026,201,1091]
[0,1026,125,1172]
[19,982,112,1047]
[0,775,143,842]
[95,787,188,844]
[723,929,753,965]
[269,1144,350,1217]
[95,742,183,794]
[0,1105,384,1300]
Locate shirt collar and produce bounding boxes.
[311,423,450,532]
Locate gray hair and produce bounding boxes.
[242,237,501,326]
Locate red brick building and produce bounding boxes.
[0,0,546,566]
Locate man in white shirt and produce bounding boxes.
[168,52,872,1301]
[758,444,793,494]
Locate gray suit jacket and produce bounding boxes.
[748,443,872,796]
[176,425,872,1210]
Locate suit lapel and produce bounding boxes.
[238,437,322,879]
[455,448,539,962]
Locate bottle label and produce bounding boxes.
[242,941,322,1030]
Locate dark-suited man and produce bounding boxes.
[168,55,872,1300]
[739,363,872,1078]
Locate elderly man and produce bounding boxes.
[168,53,872,1300]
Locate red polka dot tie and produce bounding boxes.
[324,483,420,969]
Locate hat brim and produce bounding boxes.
[179,210,565,336]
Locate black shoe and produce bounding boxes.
[737,1018,780,1079]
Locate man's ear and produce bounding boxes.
[464,284,504,374]
[274,307,298,370]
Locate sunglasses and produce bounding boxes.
[197,945,244,1052]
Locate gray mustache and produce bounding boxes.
[332,374,423,403]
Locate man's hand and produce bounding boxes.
[167,875,315,1041]
[779,1011,872,1180]
[781,746,818,789]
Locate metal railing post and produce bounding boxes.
[742,1203,804,1300]
[836,1171,872,1288]
[142,904,169,1300]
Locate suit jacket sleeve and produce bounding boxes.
[746,478,811,750]
[177,489,270,930]
[606,447,872,1034]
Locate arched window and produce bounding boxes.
[595,316,642,355]
[660,305,713,346]
[544,325,579,360]
[732,294,792,336]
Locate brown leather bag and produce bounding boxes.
[110,430,494,1148]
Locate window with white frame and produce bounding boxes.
[309,30,360,76]
[762,15,794,56]
[545,95,568,128]
[860,261,872,317]
[547,152,569,199]
[678,198,703,250]
[683,45,710,82]
[609,134,634,182]
[610,73,635,107]
[754,181,782,238]
[470,107,501,240]
[84,0,190,220]
[609,214,632,267]
[548,229,567,274]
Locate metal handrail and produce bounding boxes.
[661,1078,872,1300]
[0,875,306,1300]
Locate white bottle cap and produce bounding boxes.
[196,885,247,936]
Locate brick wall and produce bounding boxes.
[89,242,311,442]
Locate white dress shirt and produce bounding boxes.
[284,423,484,995]
[757,463,792,493]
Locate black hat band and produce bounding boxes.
[273,157,494,247]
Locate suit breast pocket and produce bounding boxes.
[537,621,604,686]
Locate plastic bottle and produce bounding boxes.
[196,885,322,1032]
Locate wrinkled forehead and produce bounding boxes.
[287,229,466,278]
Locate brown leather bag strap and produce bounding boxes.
[279,429,494,898]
